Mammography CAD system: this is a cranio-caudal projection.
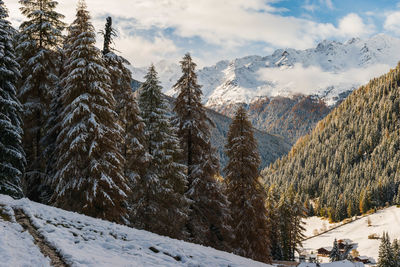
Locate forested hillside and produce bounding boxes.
[262,62,400,222]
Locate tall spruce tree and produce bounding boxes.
[278,186,306,261]
[16,0,65,201]
[132,65,189,239]
[173,53,232,250]
[0,0,25,198]
[330,238,341,262]
[100,16,147,185]
[224,105,271,263]
[51,1,129,223]
[378,232,395,267]
[266,185,283,260]
[39,48,65,203]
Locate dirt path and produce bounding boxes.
[14,209,69,267]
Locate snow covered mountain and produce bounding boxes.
[132,34,400,143]
[133,34,400,108]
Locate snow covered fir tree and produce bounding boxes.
[378,232,396,267]
[173,53,233,252]
[100,16,148,206]
[0,0,25,198]
[50,1,129,223]
[131,65,189,239]
[330,238,341,262]
[224,105,271,263]
[16,0,65,202]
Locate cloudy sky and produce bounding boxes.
[5,0,400,67]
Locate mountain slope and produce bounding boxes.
[215,95,332,143]
[0,194,270,267]
[262,63,400,222]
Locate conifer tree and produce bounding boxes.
[278,194,292,260]
[266,185,283,260]
[100,16,147,187]
[16,0,65,201]
[224,105,271,263]
[132,65,189,239]
[39,49,65,203]
[378,232,395,267]
[392,239,400,267]
[395,185,400,205]
[173,53,232,250]
[277,186,306,261]
[0,0,25,198]
[51,1,128,223]
[330,238,341,262]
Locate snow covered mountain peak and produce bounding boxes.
[132,34,400,107]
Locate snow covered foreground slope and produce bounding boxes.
[0,205,50,266]
[303,206,400,264]
[0,194,270,267]
[132,34,400,107]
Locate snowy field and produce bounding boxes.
[0,194,270,267]
[303,206,400,264]
[303,216,343,238]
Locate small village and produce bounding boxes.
[301,239,372,264]
[271,239,375,267]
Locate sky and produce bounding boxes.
[5,0,400,67]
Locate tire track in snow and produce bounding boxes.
[14,209,69,267]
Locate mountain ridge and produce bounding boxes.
[132,34,400,108]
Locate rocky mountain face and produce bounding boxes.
[214,95,332,144]
[132,34,400,144]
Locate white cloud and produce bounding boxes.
[338,13,374,37]
[257,63,391,97]
[384,12,400,35]
[6,1,375,47]
[116,35,179,67]
[4,0,376,67]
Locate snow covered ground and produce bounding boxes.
[303,216,343,238]
[0,205,50,266]
[302,206,400,264]
[0,194,270,267]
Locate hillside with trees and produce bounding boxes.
[263,62,400,222]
